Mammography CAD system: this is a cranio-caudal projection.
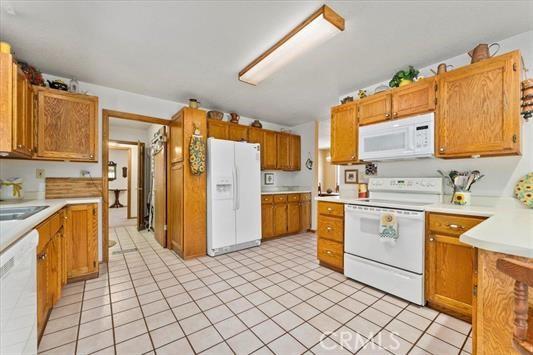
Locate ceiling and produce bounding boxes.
[1,1,531,126]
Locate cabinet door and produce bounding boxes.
[12,66,32,156]
[36,89,98,161]
[358,92,391,125]
[207,119,229,140]
[36,249,48,340]
[273,203,287,236]
[169,111,183,163]
[47,234,60,306]
[331,103,358,164]
[276,133,290,170]
[228,124,248,141]
[392,77,435,118]
[299,194,311,232]
[289,135,301,171]
[263,130,277,169]
[169,163,184,254]
[436,51,521,158]
[426,233,475,320]
[287,202,300,234]
[66,204,98,280]
[261,202,274,239]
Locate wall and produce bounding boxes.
[335,30,533,197]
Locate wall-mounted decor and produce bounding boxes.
[264,173,275,185]
[305,153,313,170]
[108,161,117,181]
[344,169,358,184]
[365,162,377,176]
[189,124,206,175]
[122,166,128,178]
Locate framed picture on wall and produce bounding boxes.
[344,169,359,184]
[264,173,275,185]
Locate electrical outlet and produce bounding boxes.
[80,170,90,177]
[36,168,45,179]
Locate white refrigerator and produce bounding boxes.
[207,138,261,256]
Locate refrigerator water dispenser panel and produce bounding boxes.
[215,177,233,199]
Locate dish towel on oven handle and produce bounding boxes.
[379,212,398,240]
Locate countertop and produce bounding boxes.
[316,195,533,258]
[0,198,102,254]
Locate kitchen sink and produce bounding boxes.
[0,206,49,221]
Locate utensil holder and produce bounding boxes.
[452,190,471,206]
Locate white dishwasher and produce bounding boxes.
[1,230,39,355]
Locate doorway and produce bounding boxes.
[102,110,169,262]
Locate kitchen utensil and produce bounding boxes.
[207,111,224,120]
[47,80,68,91]
[188,99,200,109]
[468,43,500,63]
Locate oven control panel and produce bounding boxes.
[368,177,443,194]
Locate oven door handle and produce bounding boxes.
[345,208,424,220]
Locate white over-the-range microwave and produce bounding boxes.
[358,112,434,161]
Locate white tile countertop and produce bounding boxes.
[316,195,533,258]
[0,197,102,254]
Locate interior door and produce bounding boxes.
[153,146,167,247]
[137,142,145,230]
[234,142,261,244]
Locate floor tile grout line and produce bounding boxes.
[73,279,87,354]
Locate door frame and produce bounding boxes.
[102,109,169,263]
[109,140,145,227]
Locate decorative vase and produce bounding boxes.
[229,112,240,123]
[398,79,413,87]
[189,99,200,109]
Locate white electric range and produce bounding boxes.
[344,177,443,305]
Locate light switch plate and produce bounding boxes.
[36,168,45,179]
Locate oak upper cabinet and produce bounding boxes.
[436,51,521,158]
[0,53,33,158]
[426,212,485,321]
[66,203,98,281]
[391,77,435,118]
[330,102,358,164]
[248,127,264,166]
[34,87,98,162]
[277,133,290,170]
[228,123,248,142]
[358,91,391,125]
[288,134,301,171]
[263,130,278,170]
[261,195,274,239]
[169,110,184,163]
[207,119,229,140]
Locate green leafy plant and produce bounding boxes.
[389,66,420,87]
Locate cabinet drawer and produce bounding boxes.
[318,202,344,217]
[317,238,343,269]
[288,194,300,202]
[274,195,287,204]
[428,213,485,236]
[261,195,273,204]
[318,216,343,242]
[300,193,311,201]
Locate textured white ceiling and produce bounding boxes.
[1,1,531,125]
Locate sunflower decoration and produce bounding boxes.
[514,172,533,208]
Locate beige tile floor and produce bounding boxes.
[38,226,473,355]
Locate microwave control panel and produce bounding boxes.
[415,125,430,148]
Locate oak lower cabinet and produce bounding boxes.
[36,208,68,342]
[66,203,99,281]
[317,201,344,271]
[436,51,521,158]
[0,53,33,157]
[34,86,98,162]
[425,212,486,322]
[261,193,311,239]
[331,102,358,164]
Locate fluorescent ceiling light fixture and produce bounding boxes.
[239,5,344,85]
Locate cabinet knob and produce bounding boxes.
[447,224,464,230]
[351,155,355,160]
[327,207,332,212]
[17,144,22,148]
[326,227,332,231]
[429,237,434,242]
[385,113,390,118]
[89,154,94,158]
[325,250,332,255]
[393,112,398,117]
[37,253,47,261]
[439,147,445,152]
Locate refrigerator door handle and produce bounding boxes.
[232,168,237,210]
[235,166,240,210]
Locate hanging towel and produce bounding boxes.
[379,212,398,240]
[189,125,206,175]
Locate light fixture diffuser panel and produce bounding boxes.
[239,5,344,85]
